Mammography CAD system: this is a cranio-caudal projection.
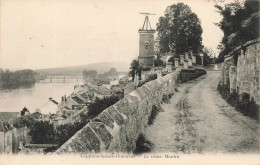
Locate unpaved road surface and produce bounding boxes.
[145,71,259,153]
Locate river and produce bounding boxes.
[0,82,78,113]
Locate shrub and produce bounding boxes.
[137,74,157,88]
[133,134,152,154]
[54,120,89,146]
[43,146,59,153]
[162,94,170,104]
[227,90,239,106]
[217,82,259,121]
[28,121,55,144]
[236,93,259,121]
[29,120,90,148]
[87,96,120,118]
[248,99,259,120]
[217,80,230,100]
[148,105,160,125]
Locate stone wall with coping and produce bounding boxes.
[180,69,207,83]
[220,38,260,105]
[55,68,182,154]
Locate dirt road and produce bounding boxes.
[145,71,259,153]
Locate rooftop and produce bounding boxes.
[0,112,20,122]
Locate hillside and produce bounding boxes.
[35,62,130,76]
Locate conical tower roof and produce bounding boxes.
[139,14,155,32]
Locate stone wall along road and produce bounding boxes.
[145,71,259,153]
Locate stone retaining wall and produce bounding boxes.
[180,69,207,83]
[220,38,260,105]
[55,69,182,154]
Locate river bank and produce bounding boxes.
[0,82,77,113]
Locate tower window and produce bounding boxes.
[145,41,148,49]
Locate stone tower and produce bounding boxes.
[138,14,155,67]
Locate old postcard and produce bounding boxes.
[0,0,259,164]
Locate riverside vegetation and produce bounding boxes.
[0,69,36,90]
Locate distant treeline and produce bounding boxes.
[0,69,36,90]
[82,68,119,84]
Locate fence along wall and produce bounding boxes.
[55,69,181,154]
[221,38,260,105]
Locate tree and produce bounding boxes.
[13,115,35,129]
[28,121,55,144]
[108,68,117,75]
[202,47,215,65]
[154,58,164,67]
[154,54,165,67]
[0,69,36,90]
[157,3,203,55]
[129,59,140,81]
[215,0,259,63]
[87,96,120,118]
[54,121,87,145]
[129,59,152,81]
[82,70,98,81]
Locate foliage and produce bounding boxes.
[148,105,160,125]
[157,3,203,54]
[217,81,259,121]
[0,69,36,90]
[193,47,215,66]
[167,53,180,65]
[215,0,260,63]
[154,54,165,67]
[21,107,30,116]
[87,95,120,118]
[43,146,59,153]
[162,94,170,104]
[133,134,153,155]
[13,115,35,128]
[167,57,174,64]
[201,47,216,65]
[28,121,55,144]
[129,59,151,81]
[98,68,118,82]
[28,119,90,147]
[154,58,165,67]
[129,59,139,81]
[54,121,88,145]
[82,70,98,81]
[147,74,157,82]
[137,74,157,88]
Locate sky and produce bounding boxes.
[0,0,235,70]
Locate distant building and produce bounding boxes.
[0,112,30,154]
[0,111,46,154]
[59,95,85,110]
[0,121,13,154]
[73,85,84,94]
[11,124,29,154]
[36,98,59,115]
[110,79,119,86]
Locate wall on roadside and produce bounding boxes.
[55,69,182,154]
[12,127,28,154]
[220,38,260,105]
[0,130,12,154]
[180,69,207,83]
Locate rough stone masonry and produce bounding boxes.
[55,68,182,154]
[221,38,260,105]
